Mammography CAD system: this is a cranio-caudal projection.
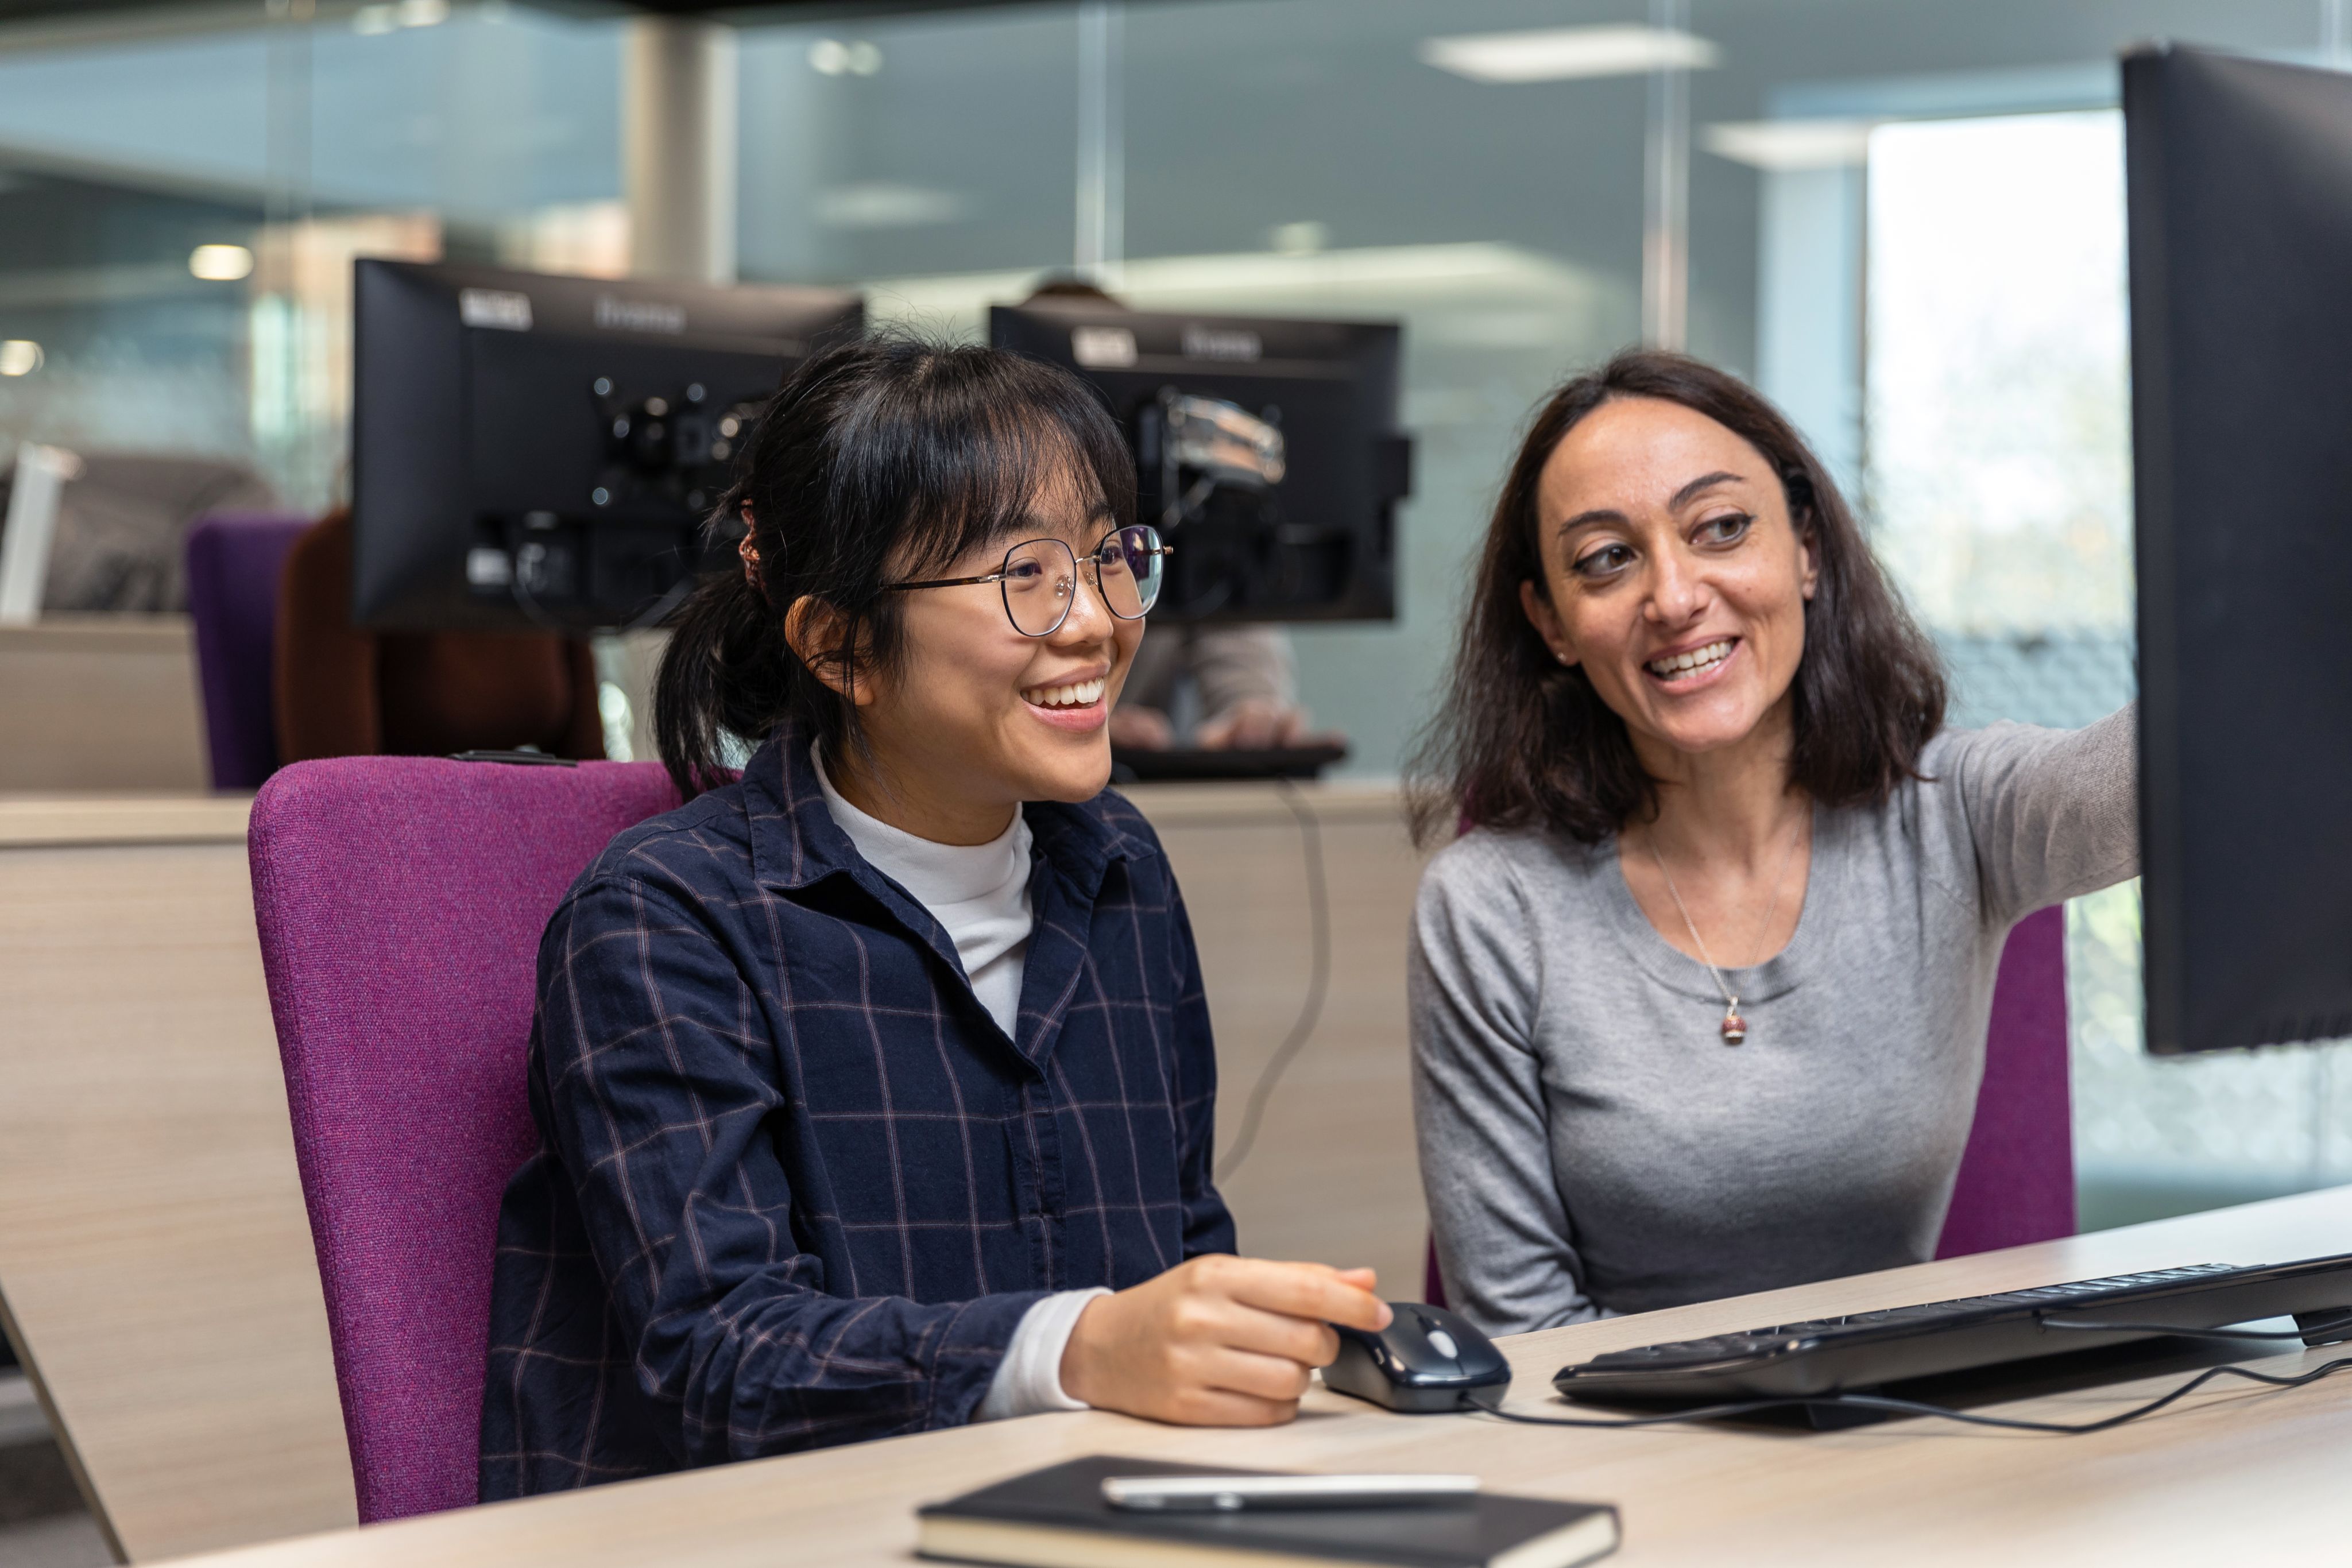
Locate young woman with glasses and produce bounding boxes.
[478,336,1389,1499]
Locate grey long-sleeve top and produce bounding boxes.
[1409,708,2138,1337]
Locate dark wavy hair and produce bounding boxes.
[655,334,1136,800]
[1409,349,1945,846]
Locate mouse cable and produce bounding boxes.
[1214,776,1330,1183]
[1467,1351,2352,1436]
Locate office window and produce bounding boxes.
[1867,111,2132,642]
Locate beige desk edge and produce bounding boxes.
[0,796,254,847]
[0,780,1404,847]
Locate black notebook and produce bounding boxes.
[915,1455,1619,1568]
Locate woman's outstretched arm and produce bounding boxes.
[1947,703,2140,927]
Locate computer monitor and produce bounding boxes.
[351,260,862,632]
[989,301,1410,622]
[2124,44,2352,1052]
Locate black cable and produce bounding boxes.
[1475,1397,1846,1429]
[1214,777,1329,1183]
[2039,1310,2352,1341]
[1824,1356,2352,1434]
[1469,1351,2352,1436]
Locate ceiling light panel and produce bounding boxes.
[1701,120,1874,171]
[1419,25,1721,85]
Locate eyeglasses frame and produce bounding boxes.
[879,525,1174,638]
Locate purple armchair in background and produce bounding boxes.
[1423,904,2076,1304]
[249,756,680,1523]
[184,512,311,789]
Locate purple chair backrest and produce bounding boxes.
[249,756,680,1523]
[1934,904,2074,1257]
[1422,904,2075,1304]
[184,512,312,791]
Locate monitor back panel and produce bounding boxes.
[353,261,860,633]
[2125,46,2352,1052]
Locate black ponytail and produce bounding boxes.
[653,332,1136,801]
[652,570,791,799]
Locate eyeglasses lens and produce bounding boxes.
[1002,539,1077,636]
[1102,525,1162,619]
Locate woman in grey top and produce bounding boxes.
[1408,351,2137,1335]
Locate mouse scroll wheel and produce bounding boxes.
[1426,1329,1460,1360]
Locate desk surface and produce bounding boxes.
[154,1184,2352,1568]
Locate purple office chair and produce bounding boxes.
[1933,904,2075,1257]
[249,756,680,1523]
[184,512,312,790]
[1422,904,2075,1303]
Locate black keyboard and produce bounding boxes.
[1553,1253,2352,1405]
[1109,743,1347,782]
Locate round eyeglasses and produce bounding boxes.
[881,524,1172,638]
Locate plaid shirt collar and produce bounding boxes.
[743,723,1154,999]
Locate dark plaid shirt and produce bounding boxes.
[479,728,1236,1499]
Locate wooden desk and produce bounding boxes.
[0,799,358,1561]
[146,1185,2352,1567]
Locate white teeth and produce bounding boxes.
[1647,640,1734,680]
[1023,677,1106,709]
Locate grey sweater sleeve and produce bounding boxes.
[1188,625,1298,717]
[1943,703,2140,926]
[1409,835,1599,1335]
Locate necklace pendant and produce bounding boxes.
[1720,1004,1748,1046]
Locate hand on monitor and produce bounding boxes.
[1060,1256,1390,1426]
[1109,703,1176,750]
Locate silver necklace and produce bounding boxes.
[1645,812,1806,1046]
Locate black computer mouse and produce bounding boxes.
[1324,1302,1512,1412]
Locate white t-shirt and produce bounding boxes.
[813,747,1108,1420]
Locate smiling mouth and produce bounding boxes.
[1646,638,1736,684]
[1022,677,1107,710]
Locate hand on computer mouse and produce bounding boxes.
[1060,1256,1391,1426]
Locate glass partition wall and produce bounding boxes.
[0,4,625,514]
[1,0,2343,1219]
